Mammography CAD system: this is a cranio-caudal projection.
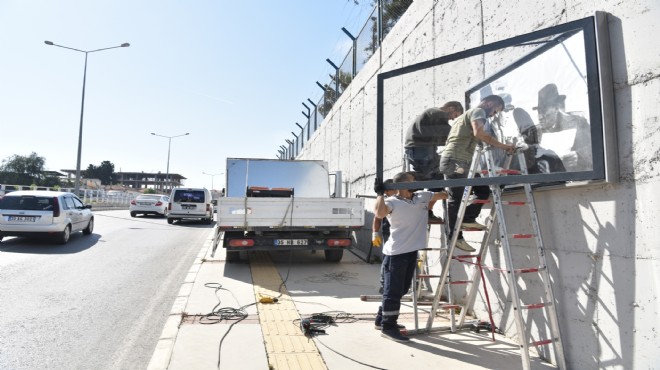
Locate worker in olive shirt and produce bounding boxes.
[404,101,464,182]
[439,95,515,252]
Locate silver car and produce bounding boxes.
[129,194,169,218]
[0,190,94,244]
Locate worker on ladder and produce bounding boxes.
[403,101,464,221]
[439,95,515,252]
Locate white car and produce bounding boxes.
[167,188,214,225]
[0,190,94,244]
[129,194,169,217]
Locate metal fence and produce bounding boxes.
[279,0,411,159]
[0,184,139,207]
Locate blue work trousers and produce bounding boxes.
[376,251,418,330]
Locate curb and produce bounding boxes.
[146,226,217,370]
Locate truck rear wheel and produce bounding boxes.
[324,249,343,263]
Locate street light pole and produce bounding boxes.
[151,132,190,192]
[44,41,130,195]
[202,172,223,190]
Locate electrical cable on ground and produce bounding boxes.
[202,252,384,369]
[315,338,387,370]
[266,252,386,370]
[293,311,385,369]
[199,282,257,369]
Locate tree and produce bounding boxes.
[317,70,355,117]
[364,0,413,57]
[84,160,116,185]
[317,83,336,118]
[0,152,47,185]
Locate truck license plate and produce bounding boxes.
[182,205,195,210]
[274,239,308,246]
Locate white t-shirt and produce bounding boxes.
[382,191,432,256]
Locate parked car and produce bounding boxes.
[0,190,94,244]
[129,194,169,217]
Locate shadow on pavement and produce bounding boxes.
[0,233,102,254]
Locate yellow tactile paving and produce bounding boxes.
[250,251,327,370]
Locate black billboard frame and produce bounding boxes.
[375,12,616,191]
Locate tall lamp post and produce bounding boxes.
[44,40,130,195]
[202,172,223,190]
[151,132,190,192]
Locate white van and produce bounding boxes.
[167,187,215,225]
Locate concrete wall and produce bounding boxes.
[297,0,659,368]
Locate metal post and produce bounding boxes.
[307,99,318,130]
[74,53,88,195]
[203,172,223,190]
[326,58,340,100]
[341,27,357,77]
[377,0,383,47]
[44,41,130,195]
[151,132,189,192]
[165,137,172,191]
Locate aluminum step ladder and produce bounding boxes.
[409,145,567,370]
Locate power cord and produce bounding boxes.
[199,282,257,369]
[200,251,293,369]
[315,339,387,370]
[293,311,386,370]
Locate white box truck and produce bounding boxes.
[215,158,364,263]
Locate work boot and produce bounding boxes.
[381,327,410,343]
[374,320,406,330]
[455,239,476,252]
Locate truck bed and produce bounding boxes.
[216,197,364,228]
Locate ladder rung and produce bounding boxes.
[448,280,472,285]
[453,254,478,260]
[471,199,490,204]
[502,201,527,206]
[421,247,447,251]
[515,267,543,273]
[511,233,535,239]
[417,301,454,309]
[441,304,460,309]
[428,220,445,224]
[522,302,547,310]
[417,274,441,279]
[480,169,521,175]
[531,339,554,346]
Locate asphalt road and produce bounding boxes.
[0,210,213,370]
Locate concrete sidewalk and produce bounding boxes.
[147,228,557,370]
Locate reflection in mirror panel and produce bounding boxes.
[468,30,593,175]
[225,158,330,198]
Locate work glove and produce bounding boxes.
[374,177,384,196]
[372,232,383,247]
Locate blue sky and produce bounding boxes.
[0,1,374,190]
